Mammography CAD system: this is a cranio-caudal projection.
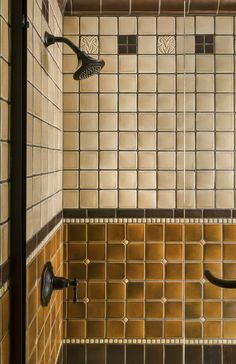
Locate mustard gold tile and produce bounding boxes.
[146,282,163,299]
[146,321,163,338]
[108,224,125,241]
[68,302,85,319]
[69,262,86,280]
[166,263,182,280]
[165,244,182,261]
[88,243,105,260]
[126,321,144,338]
[107,283,125,299]
[127,302,144,319]
[146,302,163,319]
[185,283,202,299]
[146,224,163,241]
[223,244,236,260]
[146,263,163,280]
[204,244,221,261]
[88,263,105,280]
[88,302,105,319]
[127,224,144,241]
[165,282,182,299]
[127,263,145,280]
[107,321,124,338]
[185,263,202,280]
[88,283,105,299]
[185,244,202,260]
[165,224,183,241]
[185,224,202,241]
[165,302,182,319]
[205,302,221,319]
[87,224,105,241]
[146,243,163,261]
[204,224,222,242]
[127,282,144,300]
[164,321,182,338]
[204,321,221,338]
[68,224,86,241]
[204,282,221,299]
[67,320,86,338]
[27,287,37,326]
[185,302,202,319]
[224,263,236,279]
[127,243,144,260]
[185,322,202,338]
[108,244,125,261]
[87,321,105,338]
[108,263,124,280]
[223,225,236,242]
[68,243,86,261]
[223,322,236,338]
[107,302,124,319]
[27,259,37,294]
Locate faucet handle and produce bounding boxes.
[70,278,79,304]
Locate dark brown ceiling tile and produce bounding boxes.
[102,0,129,12]
[65,0,100,14]
[219,0,236,12]
[189,0,218,13]
[131,0,159,12]
[160,0,184,14]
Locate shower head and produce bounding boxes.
[44,32,105,80]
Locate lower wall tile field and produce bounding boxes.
[0,289,10,363]
[26,227,63,364]
[63,222,236,341]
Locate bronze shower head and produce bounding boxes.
[44,32,105,80]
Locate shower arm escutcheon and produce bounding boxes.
[41,261,79,307]
[204,270,236,289]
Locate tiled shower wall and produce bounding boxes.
[63,15,236,209]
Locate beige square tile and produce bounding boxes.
[63,171,78,189]
[216,171,234,189]
[100,171,117,189]
[157,113,175,131]
[119,190,137,208]
[119,17,137,34]
[119,132,137,150]
[138,74,156,92]
[138,191,156,208]
[80,171,98,189]
[0,59,9,100]
[177,171,195,189]
[177,152,195,170]
[177,74,195,92]
[138,132,156,150]
[177,55,195,73]
[100,36,117,54]
[138,17,156,35]
[63,54,78,73]
[138,152,156,170]
[80,113,98,131]
[119,113,137,130]
[177,132,195,151]
[138,171,156,189]
[215,55,234,73]
[158,94,175,112]
[197,171,214,189]
[63,190,79,208]
[216,152,234,169]
[80,94,98,112]
[99,190,117,208]
[64,113,79,131]
[158,171,175,189]
[119,74,137,92]
[216,113,234,131]
[138,94,156,112]
[64,151,78,169]
[80,190,98,208]
[176,17,194,34]
[158,132,175,150]
[119,94,137,112]
[196,132,214,150]
[101,55,118,73]
[196,16,214,34]
[80,151,98,169]
[64,17,79,34]
[176,35,195,54]
[215,17,233,34]
[215,36,233,54]
[216,132,234,150]
[100,17,117,35]
[80,132,98,150]
[0,18,9,61]
[119,55,137,73]
[177,113,195,131]
[216,191,234,208]
[197,94,214,112]
[196,55,214,73]
[138,36,156,54]
[196,151,214,170]
[100,132,117,150]
[99,94,117,112]
[138,113,156,131]
[157,190,175,208]
[119,171,137,189]
[64,132,78,150]
[158,55,175,73]
[158,17,175,34]
[196,113,214,131]
[197,190,215,208]
[0,183,8,222]
[177,190,195,208]
[100,151,117,169]
[0,142,8,180]
[80,75,98,92]
[196,74,214,92]
[80,17,98,34]
[158,152,175,170]
[158,75,175,93]
[177,94,195,112]
[99,113,117,130]
[216,75,233,93]
[138,55,156,73]
[119,152,137,169]
[216,94,233,112]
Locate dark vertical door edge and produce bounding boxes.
[10,0,27,363]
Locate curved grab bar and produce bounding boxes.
[204,270,236,289]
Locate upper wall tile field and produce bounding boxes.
[63,16,236,210]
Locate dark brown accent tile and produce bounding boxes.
[146,263,163,280]
[166,263,182,280]
[108,224,125,241]
[166,244,183,260]
[185,321,202,338]
[87,321,105,338]
[107,302,125,319]
[127,302,144,318]
[204,345,221,364]
[204,224,222,242]
[126,345,144,364]
[107,282,125,299]
[204,302,221,319]
[88,243,105,261]
[146,209,173,218]
[146,345,163,363]
[68,243,86,261]
[165,224,183,241]
[87,344,105,364]
[88,209,115,218]
[160,0,184,13]
[64,344,85,364]
[204,244,221,261]
[146,243,163,260]
[117,209,145,218]
[107,345,124,364]
[88,283,105,299]
[185,282,202,299]
[127,263,145,280]
[223,225,236,242]
[126,321,144,338]
[88,302,105,319]
[223,301,236,318]
[223,345,236,364]
[87,224,105,241]
[127,224,144,241]
[69,262,86,280]
[185,345,202,364]
[67,0,100,12]
[108,243,125,261]
[63,209,86,218]
[107,321,124,338]
[203,209,231,218]
[146,224,163,241]
[165,282,182,299]
[185,224,202,241]
[102,0,129,12]
[127,243,144,260]
[165,345,182,364]
[146,321,163,338]
[127,282,144,299]
[132,0,159,12]
[68,224,86,241]
[185,244,202,260]
[185,209,202,218]
[88,263,105,279]
[204,321,221,338]
[146,302,163,319]
[165,302,182,319]
[185,302,202,319]
[67,302,85,319]
[185,263,202,280]
[108,263,124,280]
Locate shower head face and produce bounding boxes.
[74,54,105,80]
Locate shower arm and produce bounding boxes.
[204,269,236,289]
[44,31,86,59]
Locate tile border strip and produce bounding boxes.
[63,338,236,345]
